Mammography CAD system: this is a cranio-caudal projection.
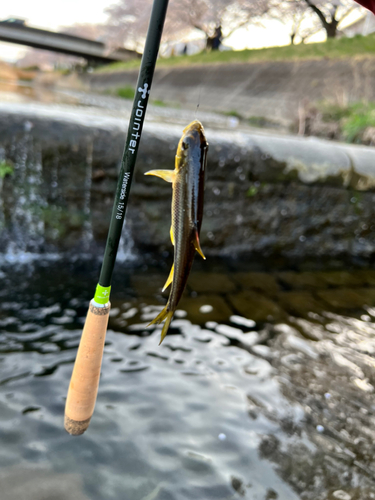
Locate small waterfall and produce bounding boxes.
[0,122,48,261]
[117,226,136,263]
[0,117,135,264]
[81,139,94,251]
[0,146,6,234]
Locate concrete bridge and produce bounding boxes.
[0,21,139,64]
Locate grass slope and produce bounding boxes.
[97,33,375,73]
[319,101,375,143]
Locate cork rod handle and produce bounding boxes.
[64,300,110,435]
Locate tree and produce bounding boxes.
[271,0,362,42]
[104,0,270,51]
[284,0,361,40]
[104,0,154,52]
[269,0,309,44]
[269,0,322,44]
[303,0,358,38]
[171,0,270,49]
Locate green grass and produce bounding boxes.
[248,116,280,128]
[342,103,375,143]
[318,102,354,122]
[116,86,135,99]
[318,101,375,143]
[96,33,375,73]
[223,110,243,119]
[0,160,13,178]
[151,99,166,107]
[246,185,259,197]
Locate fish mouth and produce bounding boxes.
[182,120,208,149]
[182,120,205,137]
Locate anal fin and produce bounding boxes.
[193,229,206,260]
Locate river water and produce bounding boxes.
[1,255,375,500]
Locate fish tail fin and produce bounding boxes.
[147,305,169,327]
[193,229,206,260]
[159,311,174,345]
[162,263,174,292]
[147,306,174,344]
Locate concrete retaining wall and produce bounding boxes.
[0,102,375,263]
[83,57,375,125]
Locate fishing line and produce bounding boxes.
[194,85,202,119]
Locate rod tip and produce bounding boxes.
[64,415,91,436]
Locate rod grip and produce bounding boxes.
[64,300,110,435]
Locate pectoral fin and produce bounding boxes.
[193,230,206,260]
[144,169,175,183]
[162,263,174,292]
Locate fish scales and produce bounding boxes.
[170,171,196,310]
[144,120,208,344]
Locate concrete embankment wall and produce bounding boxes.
[1,103,375,263]
[83,57,375,125]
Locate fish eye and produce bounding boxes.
[182,141,188,150]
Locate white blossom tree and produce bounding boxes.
[302,0,361,38]
[269,0,311,43]
[104,0,271,51]
[270,0,362,41]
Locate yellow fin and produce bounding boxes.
[146,305,174,345]
[170,226,174,246]
[159,311,174,345]
[144,169,175,183]
[162,263,174,292]
[193,230,206,260]
[147,305,169,327]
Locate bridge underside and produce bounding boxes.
[0,23,139,64]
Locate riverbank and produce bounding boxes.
[95,33,375,71]
[83,55,375,128]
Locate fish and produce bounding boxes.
[144,119,209,344]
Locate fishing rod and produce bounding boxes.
[64,0,170,436]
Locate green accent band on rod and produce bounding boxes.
[94,284,111,305]
[98,0,169,289]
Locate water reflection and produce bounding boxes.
[1,260,375,499]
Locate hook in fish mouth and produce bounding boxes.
[183,120,205,136]
[181,120,208,154]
